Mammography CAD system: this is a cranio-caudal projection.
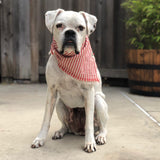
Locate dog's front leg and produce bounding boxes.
[31,87,57,148]
[84,86,96,153]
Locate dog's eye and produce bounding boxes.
[78,25,85,31]
[56,23,63,28]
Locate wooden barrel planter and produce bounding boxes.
[127,50,160,96]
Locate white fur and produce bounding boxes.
[45,9,64,33]
[31,9,108,153]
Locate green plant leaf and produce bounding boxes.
[121,0,160,49]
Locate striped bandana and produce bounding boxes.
[50,36,100,82]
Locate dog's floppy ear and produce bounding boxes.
[80,11,97,36]
[45,9,64,33]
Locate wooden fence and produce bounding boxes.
[0,0,127,83]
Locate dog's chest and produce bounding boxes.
[56,79,85,108]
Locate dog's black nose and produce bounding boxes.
[65,30,76,38]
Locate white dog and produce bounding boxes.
[31,9,108,153]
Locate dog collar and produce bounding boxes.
[50,36,100,82]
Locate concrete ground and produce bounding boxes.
[0,84,160,160]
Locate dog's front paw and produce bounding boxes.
[95,133,106,145]
[31,137,45,148]
[84,142,96,153]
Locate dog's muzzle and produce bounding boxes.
[60,30,79,55]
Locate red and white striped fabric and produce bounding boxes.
[50,36,100,82]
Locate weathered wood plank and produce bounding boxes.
[1,0,14,82]
[38,0,45,72]
[12,0,20,79]
[100,68,128,78]
[113,0,126,69]
[101,0,114,68]
[18,0,31,79]
[67,0,73,10]
[89,0,97,62]
[30,0,40,82]
[94,0,103,67]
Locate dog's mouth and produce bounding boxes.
[65,40,75,46]
[60,38,79,55]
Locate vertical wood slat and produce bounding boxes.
[30,0,40,82]
[18,0,30,79]
[67,0,73,10]
[101,0,114,68]
[89,0,96,60]
[12,0,20,79]
[38,0,45,71]
[94,0,103,67]
[1,0,14,82]
[113,0,126,69]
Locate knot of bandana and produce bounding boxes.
[50,37,100,82]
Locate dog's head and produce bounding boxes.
[45,9,97,55]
